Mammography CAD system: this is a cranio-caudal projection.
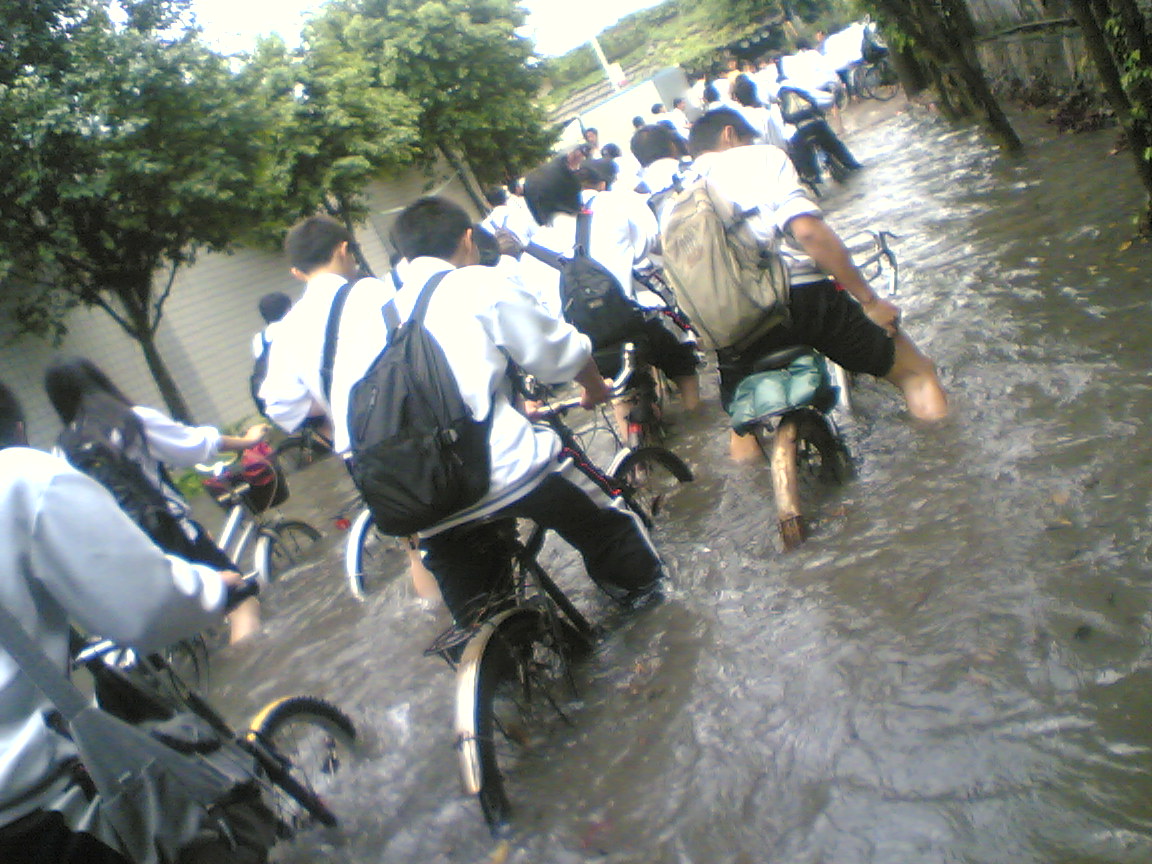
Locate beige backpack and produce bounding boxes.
[660,175,790,352]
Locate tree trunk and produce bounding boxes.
[439,144,490,215]
[137,330,193,422]
[326,198,375,277]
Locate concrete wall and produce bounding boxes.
[3,164,480,450]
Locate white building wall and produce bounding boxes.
[3,165,480,450]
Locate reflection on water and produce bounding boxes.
[205,100,1152,863]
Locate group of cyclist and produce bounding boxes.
[0,42,947,860]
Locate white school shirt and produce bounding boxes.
[822,23,867,72]
[259,274,396,449]
[519,189,658,317]
[689,145,825,285]
[250,319,285,360]
[667,107,692,140]
[736,103,789,150]
[0,447,226,826]
[327,257,593,535]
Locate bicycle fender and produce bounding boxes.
[453,607,543,796]
[344,506,374,598]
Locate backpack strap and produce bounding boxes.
[383,270,450,342]
[320,280,355,403]
[574,209,593,255]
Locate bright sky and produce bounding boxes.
[191,0,666,57]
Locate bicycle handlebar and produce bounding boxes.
[530,342,637,418]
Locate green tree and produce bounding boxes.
[0,0,287,419]
[238,31,421,274]
[318,0,557,197]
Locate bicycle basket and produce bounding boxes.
[201,441,289,513]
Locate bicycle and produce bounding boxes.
[438,347,691,836]
[197,445,322,589]
[274,415,333,472]
[342,345,693,602]
[74,637,357,840]
[740,231,899,550]
[851,53,899,101]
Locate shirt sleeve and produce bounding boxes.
[28,462,226,651]
[259,334,315,435]
[482,275,592,385]
[133,406,222,468]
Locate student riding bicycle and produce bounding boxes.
[517,154,702,425]
[660,107,948,463]
[0,379,269,864]
[44,358,268,644]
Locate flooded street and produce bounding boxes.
[204,98,1152,863]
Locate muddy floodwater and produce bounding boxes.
[200,98,1152,863]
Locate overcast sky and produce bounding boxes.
[191,0,666,57]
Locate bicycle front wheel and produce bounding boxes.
[255,520,322,588]
[861,60,898,101]
[610,445,694,528]
[457,607,577,837]
[769,410,852,550]
[248,696,357,834]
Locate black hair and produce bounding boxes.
[601,142,622,159]
[630,123,687,167]
[284,215,353,274]
[484,186,508,208]
[391,197,473,261]
[702,82,719,104]
[0,379,24,448]
[472,224,501,267]
[673,97,685,109]
[258,291,292,324]
[575,158,617,189]
[687,107,758,157]
[795,37,812,51]
[731,74,761,108]
[583,127,598,138]
[523,157,581,226]
[631,115,645,129]
[44,357,146,452]
[651,102,665,114]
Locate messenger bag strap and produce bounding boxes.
[523,241,564,270]
[0,602,90,722]
[320,280,355,403]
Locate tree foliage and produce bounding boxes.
[0,0,286,419]
[315,0,557,189]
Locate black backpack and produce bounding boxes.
[57,424,198,559]
[249,332,271,416]
[347,271,492,537]
[525,210,647,350]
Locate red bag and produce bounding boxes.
[201,441,289,513]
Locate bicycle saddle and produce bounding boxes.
[750,345,812,373]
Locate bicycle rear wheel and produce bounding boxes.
[457,607,577,837]
[769,410,853,550]
[248,696,357,834]
[610,445,694,528]
[274,435,330,472]
[255,520,322,587]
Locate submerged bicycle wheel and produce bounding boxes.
[611,446,694,528]
[457,608,578,837]
[255,520,322,587]
[248,696,357,834]
[344,508,396,600]
[770,410,853,550]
